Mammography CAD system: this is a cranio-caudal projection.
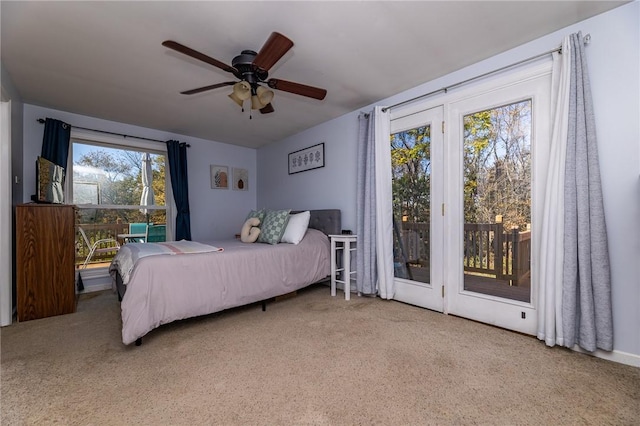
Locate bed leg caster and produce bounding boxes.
[135,338,142,346]
[262,301,266,312]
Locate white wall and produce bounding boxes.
[258,2,640,360]
[257,112,359,231]
[22,104,257,241]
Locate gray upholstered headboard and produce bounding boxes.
[292,209,341,236]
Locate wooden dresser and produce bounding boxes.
[16,203,77,321]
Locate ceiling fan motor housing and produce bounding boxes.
[232,50,268,84]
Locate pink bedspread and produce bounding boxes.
[115,229,330,344]
[110,240,224,286]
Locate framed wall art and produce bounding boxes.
[210,165,229,189]
[232,168,248,191]
[288,143,325,174]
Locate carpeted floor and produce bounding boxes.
[1,284,639,425]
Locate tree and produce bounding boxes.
[463,100,531,230]
[74,146,166,225]
[391,126,431,223]
[390,100,531,231]
[463,109,492,224]
[149,155,166,224]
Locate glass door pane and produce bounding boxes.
[391,125,431,284]
[462,100,532,302]
[390,105,443,312]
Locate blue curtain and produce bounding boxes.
[41,118,71,168]
[166,140,192,241]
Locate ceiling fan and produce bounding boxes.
[162,32,327,116]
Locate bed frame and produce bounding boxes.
[114,209,341,345]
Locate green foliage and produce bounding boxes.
[463,101,531,230]
[463,110,493,223]
[74,146,166,225]
[391,126,431,223]
[390,100,531,232]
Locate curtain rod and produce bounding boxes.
[382,33,591,113]
[36,118,190,147]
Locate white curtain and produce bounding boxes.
[536,36,571,347]
[356,106,394,299]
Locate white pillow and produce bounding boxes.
[240,217,261,243]
[280,211,311,244]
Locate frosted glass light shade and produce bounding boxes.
[232,81,251,100]
[256,86,274,106]
[228,92,244,107]
[251,95,262,110]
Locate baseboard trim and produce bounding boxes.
[571,345,640,368]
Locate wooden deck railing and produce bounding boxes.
[76,223,129,266]
[399,222,430,266]
[463,223,531,285]
[397,221,531,285]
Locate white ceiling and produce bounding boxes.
[1,1,626,148]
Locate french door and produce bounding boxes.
[445,69,551,335]
[389,64,551,335]
[390,106,444,312]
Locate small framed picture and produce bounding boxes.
[232,168,248,191]
[288,142,325,174]
[210,165,229,189]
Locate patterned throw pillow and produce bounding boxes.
[245,209,266,226]
[257,209,291,244]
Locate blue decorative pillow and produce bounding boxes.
[257,209,291,244]
[246,209,266,226]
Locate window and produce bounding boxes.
[68,133,172,269]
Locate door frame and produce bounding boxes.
[443,62,552,335]
[0,97,13,326]
[386,60,552,335]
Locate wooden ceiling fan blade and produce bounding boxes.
[253,32,294,71]
[180,81,235,95]
[260,103,275,114]
[267,79,327,100]
[162,40,237,74]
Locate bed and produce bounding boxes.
[109,209,341,345]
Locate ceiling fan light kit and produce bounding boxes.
[228,92,245,108]
[232,81,251,101]
[255,86,274,108]
[162,32,327,117]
